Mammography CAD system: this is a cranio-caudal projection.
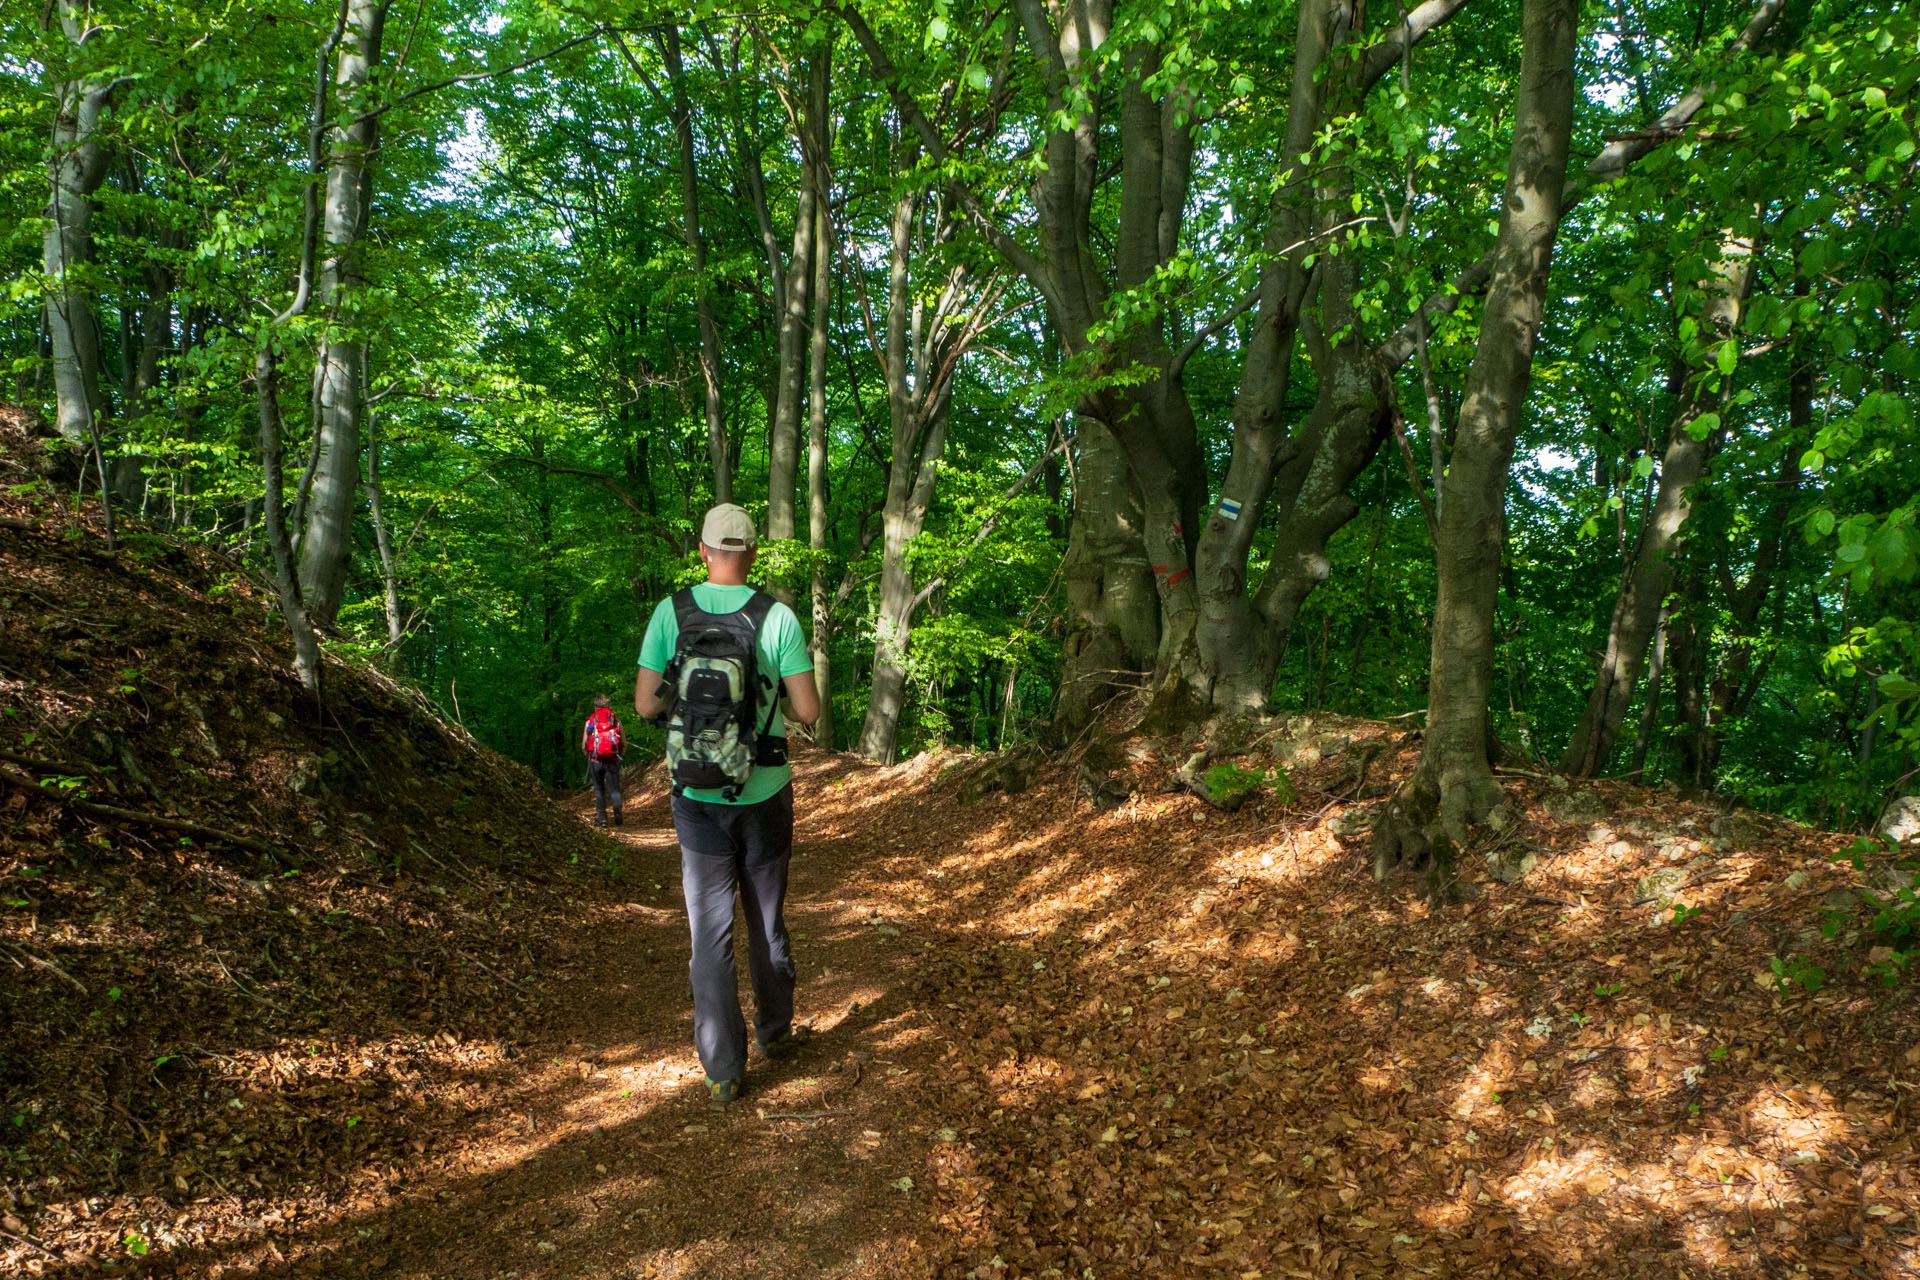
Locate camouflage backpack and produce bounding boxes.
[661,589,782,800]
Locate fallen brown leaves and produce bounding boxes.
[5,411,1917,1279]
[807,734,1920,1279]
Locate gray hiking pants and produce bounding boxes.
[587,757,622,821]
[670,784,796,1083]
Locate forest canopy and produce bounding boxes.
[3,0,1915,836]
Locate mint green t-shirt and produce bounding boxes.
[639,583,813,805]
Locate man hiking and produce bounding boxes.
[635,503,820,1103]
[581,695,625,827]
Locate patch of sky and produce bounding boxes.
[426,107,493,203]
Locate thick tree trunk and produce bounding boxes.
[1056,421,1159,732]
[856,189,936,763]
[298,0,388,628]
[806,152,836,751]
[660,25,731,505]
[766,49,829,550]
[1560,231,1755,776]
[1373,0,1579,886]
[256,344,325,696]
[42,3,116,451]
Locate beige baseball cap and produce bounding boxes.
[699,503,758,550]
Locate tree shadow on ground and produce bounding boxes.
[21,754,944,1280]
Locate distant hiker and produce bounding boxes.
[634,503,820,1103]
[581,695,625,828]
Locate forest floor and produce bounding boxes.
[5,413,1920,1279]
[9,737,1919,1280]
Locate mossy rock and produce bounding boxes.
[1542,789,1610,826]
[955,745,1044,804]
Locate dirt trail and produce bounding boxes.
[9,697,1918,1279]
[308,754,946,1280]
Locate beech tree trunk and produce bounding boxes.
[298,0,389,628]
[659,25,731,505]
[257,344,326,695]
[805,57,837,751]
[1373,0,1579,884]
[365,398,405,659]
[1560,230,1756,776]
[766,49,829,550]
[857,189,936,763]
[42,1,118,452]
[1627,605,1668,777]
[1056,421,1159,732]
[853,174,1007,762]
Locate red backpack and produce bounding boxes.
[587,707,624,760]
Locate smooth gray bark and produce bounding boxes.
[1057,421,1159,731]
[1374,0,1580,881]
[766,49,829,550]
[298,0,389,627]
[257,345,326,694]
[255,0,354,698]
[1560,231,1755,776]
[807,156,836,751]
[41,0,117,451]
[858,188,930,763]
[854,186,1005,763]
[659,25,731,504]
[365,398,405,659]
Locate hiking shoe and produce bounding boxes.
[706,1077,740,1103]
[757,1025,811,1060]
[613,810,623,826]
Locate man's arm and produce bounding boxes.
[635,667,667,720]
[781,670,821,727]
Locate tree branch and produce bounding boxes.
[834,3,1061,312]
[1585,0,1785,182]
[1375,0,1786,371]
[344,24,610,129]
[1356,0,1479,90]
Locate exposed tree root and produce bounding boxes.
[0,764,285,860]
[1370,759,1511,900]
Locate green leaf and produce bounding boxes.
[1715,340,1738,376]
[1879,674,1920,702]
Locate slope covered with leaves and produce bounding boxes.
[4,398,1916,1278]
[819,726,1920,1279]
[0,411,613,1270]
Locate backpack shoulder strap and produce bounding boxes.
[671,587,702,633]
[739,592,784,739]
[739,590,776,636]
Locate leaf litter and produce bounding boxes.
[3,414,1917,1278]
